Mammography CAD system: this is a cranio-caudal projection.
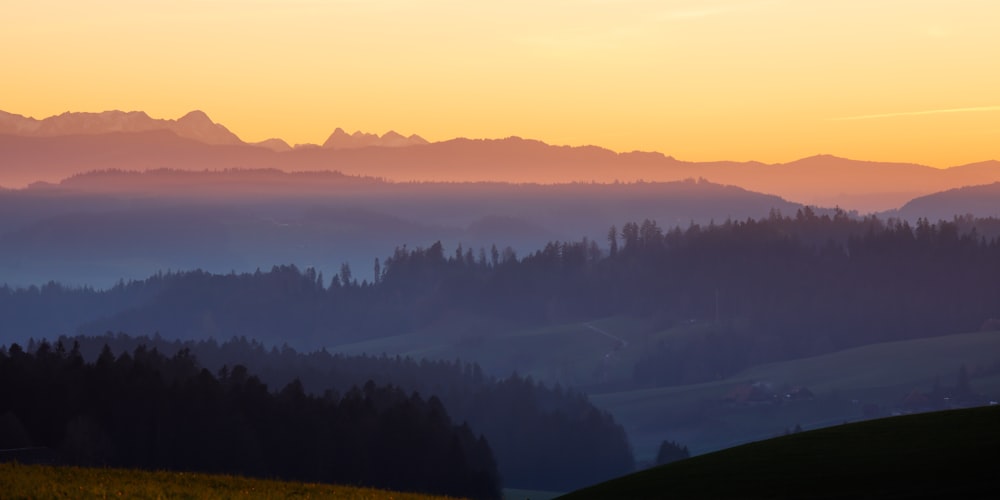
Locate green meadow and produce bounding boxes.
[0,462,454,500]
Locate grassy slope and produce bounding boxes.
[591,330,1000,460]
[0,462,455,500]
[558,406,1000,499]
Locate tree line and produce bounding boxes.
[31,333,636,492]
[3,210,1000,387]
[0,340,501,499]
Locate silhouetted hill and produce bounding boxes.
[742,154,941,210]
[559,406,1000,499]
[897,181,1000,221]
[944,159,1000,185]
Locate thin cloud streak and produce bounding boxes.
[831,106,1000,121]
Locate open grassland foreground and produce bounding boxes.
[0,462,456,499]
[559,406,1000,499]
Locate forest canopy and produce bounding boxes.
[5,334,636,492]
[0,340,501,499]
[4,211,1000,388]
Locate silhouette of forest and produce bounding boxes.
[4,210,1000,387]
[5,210,1000,491]
[32,333,636,491]
[0,340,501,499]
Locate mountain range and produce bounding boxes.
[0,109,427,153]
[2,109,1000,212]
[0,109,242,145]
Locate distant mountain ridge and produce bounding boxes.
[2,109,1000,212]
[896,181,1000,220]
[0,109,243,146]
[0,109,425,152]
[322,127,427,149]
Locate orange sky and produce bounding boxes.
[3,0,999,167]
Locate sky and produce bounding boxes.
[3,0,999,167]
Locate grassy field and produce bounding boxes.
[0,462,455,499]
[591,330,1000,461]
[558,405,1000,499]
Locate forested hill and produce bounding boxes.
[4,211,1000,383]
[5,210,1000,489]
[0,340,501,499]
[27,333,637,492]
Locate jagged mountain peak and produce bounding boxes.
[0,108,242,146]
[322,127,426,149]
[170,110,242,145]
[1,108,431,151]
[177,109,212,123]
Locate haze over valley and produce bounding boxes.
[5,2,1000,493]
[3,103,1000,499]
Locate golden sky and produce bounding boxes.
[3,0,999,167]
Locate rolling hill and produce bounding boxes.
[590,329,1000,461]
[896,181,1000,221]
[558,405,1000,499]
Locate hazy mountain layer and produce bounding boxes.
[0,109,426,150]
[895,182,1000,221]
[0,170,800,288]
[3,109,1000,211]
[0,109,242,145]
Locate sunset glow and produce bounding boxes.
[4,0,999,167]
